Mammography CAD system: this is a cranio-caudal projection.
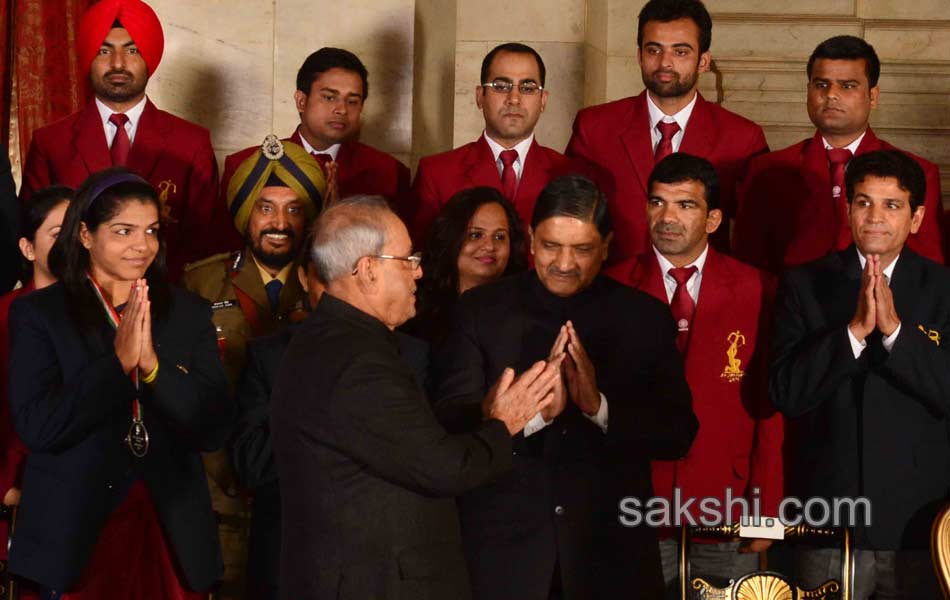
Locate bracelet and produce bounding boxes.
[141,362,160,384]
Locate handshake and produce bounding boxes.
[481,321,601,435]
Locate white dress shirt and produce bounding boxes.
[483,131,534,182]
[95,96,147,148]
[297,129,341,161]
[847,249,901,358]
[647,92,698,155]
[654,243,709,304]
[821,131,866,155]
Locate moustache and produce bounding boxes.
[259,228,296,240]
[546,265,581,278]
[653,223,685,235]
[104,69,134,80]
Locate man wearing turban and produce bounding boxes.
[183,136,326,598]
[19,0,233,282]
[217,47,411,252]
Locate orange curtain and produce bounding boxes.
[3,0,92,168]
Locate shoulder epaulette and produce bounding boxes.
[184,251,238,273]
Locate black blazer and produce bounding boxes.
[6,283,232,591]
[0,150,19,293]
[231,323,430,600]
[270,293,513,600]
[433,272,697,600]
[771,247,950,550]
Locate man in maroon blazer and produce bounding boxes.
[566,0,767,264]
[219,47,410,250]
[733,35,945,272]
[19,0,225,282]
[607,154,783,598]
[409,43,583,245]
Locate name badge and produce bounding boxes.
[211,300,238,311]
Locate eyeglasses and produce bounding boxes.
[481,80,544,95]
[351,252,423,275]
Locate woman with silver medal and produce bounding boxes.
[6,168,231,598]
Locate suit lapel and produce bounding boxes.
[889,249,924,331]
[678,93,714,156]
[687,248,735,361]
[464,136,503,188]
[127,100,168,179]
[72,101,112,176]
[854,127,883,157]
[619,93,655,198]
[629,251,668,305]
[515,139,550,205]
[231,252,270,311]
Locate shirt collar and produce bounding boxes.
[252,254,294,285]
[95,96,147,129]
[822,130,866,155]
[856,248,899,281]
[297,128,341,160]
[653,243,709,279]
[483,131,534,165]
[646,92,697,134]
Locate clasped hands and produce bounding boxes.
[848,254,900,343]
[481,320,600,435]
[113,279,158,377]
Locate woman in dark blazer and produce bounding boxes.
[7,168,232,598]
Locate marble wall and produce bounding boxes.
[11,0,948,205]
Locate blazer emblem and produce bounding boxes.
[721,330,746,382]
[918,324,941,347]
[157,179,178,223]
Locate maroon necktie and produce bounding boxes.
[828,147,854,251]
[655,121,680,164]
[109,113,131,167]
[499,149,519,202]
[311,152,333,176]
[670,265,698,353]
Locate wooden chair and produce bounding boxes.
[679,523,853,600]
[931,503,950,599]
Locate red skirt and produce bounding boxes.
[56,480,207,600]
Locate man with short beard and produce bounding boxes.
[183,135,326,600]
[566,0,767,263]
[20,0,231,281]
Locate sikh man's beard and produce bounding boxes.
[250,229,299,270]
[643,70,697,99]
[93,69,147,103]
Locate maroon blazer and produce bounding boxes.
[408,136,584,244]
[733,128,945,272]
[606,247,784,522]
[20,99,224,282]
[566,91,768,263]
[217,130,412,251]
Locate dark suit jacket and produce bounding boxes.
[433,271,697,600]
[6,283,232,590]
[408,136,584,244]
[19,99,226,281]
[565,91,768,262]
[771,246,950,549]
[270,293,513,600]
[607,248,784,522]
[734,128,945,272]
[232,323,430,600]
[0,150,18,293]
[218,131,412,251]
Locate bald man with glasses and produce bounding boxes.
[408,42,585,245]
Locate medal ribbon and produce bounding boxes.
[87,274,142,422]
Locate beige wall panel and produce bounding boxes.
[603,0,646,57]
[584,45,608,107]
[878,69,950,95]
[705,0,856,15]
[457,0,586,44]
[452,41,584,152]
[860,0,950,20]
[412,0,458,169]
[604,55,642,101]
[274,0,414,158]
[865,25,950,64]
[148,0,274,160]
[586,0,609,53]
[712,21,863,59]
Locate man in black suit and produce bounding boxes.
[771,150,950,599]
[434,175,698,600]
[0,149,18,292]
[231,238,430,600]
[270,195,564,600]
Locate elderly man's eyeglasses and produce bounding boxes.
[352,252,423,275]
[481,80,544,95]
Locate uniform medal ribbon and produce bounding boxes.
[87,274,149,458]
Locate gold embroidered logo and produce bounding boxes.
[918,324,940,346]
[157,179,178,223]
[721,330,746,382]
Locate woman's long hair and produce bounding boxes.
[49,167,171,337]
[413,187,527,342]
[18,185,73,280]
